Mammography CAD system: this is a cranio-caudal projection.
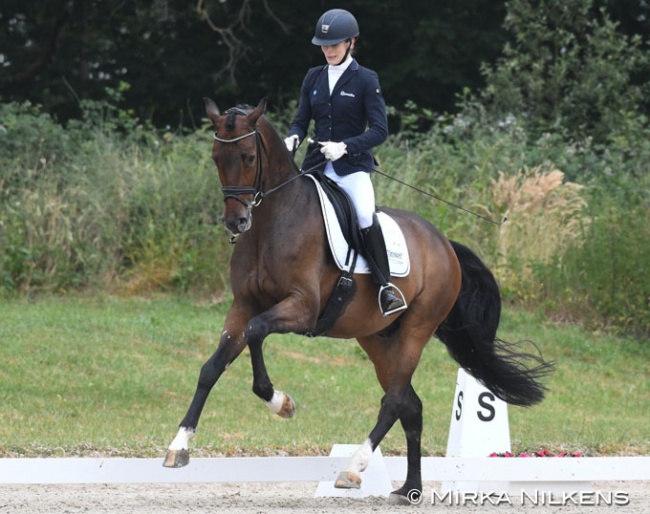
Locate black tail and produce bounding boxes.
[436,240,554,406]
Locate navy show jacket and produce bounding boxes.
[287,59,388,176]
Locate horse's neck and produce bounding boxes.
[252,174,320,247]
[260,126,298,190]
[254,122,323,244]
[261,172,310,219]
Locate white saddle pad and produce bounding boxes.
[306,174,410,277]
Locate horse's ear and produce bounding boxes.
[247,97,267,125]
[204,97,220,123]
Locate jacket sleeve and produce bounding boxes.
[287,70,315,142]
[342,69,388,155]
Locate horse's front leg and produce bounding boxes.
[163,308,249,468]
[245,295,316,419]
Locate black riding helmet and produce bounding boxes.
[312,9,359,46]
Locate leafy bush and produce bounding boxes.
[377,98,648,337]
[1,96,647,337]
[481,0,649,145]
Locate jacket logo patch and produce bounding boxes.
[340,91,355,98]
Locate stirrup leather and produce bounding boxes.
[377,283,408,316]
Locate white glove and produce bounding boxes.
[319,141,347,161]
[284,134,300,152]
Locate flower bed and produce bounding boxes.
[489,449,582,458]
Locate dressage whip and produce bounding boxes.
[303,139,507,226]
[371,167,508,226]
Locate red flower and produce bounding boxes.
[488,448,582,458]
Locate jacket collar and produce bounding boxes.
[321,58,359,96]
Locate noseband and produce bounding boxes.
[214,108,265,209]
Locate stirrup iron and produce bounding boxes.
[378,283,407,316]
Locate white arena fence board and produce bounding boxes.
[0,457,648,485]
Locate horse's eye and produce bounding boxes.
[245,154,256,167]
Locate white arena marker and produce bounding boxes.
[445,368,512,457]
[441,368,593,494]
[443,367,512,493]
[314,444,393,498]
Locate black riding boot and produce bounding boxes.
[360,215,407,316]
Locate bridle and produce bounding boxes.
[213,107,306,210]
[213,108,266,209]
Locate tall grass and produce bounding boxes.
[375,104,649,337]
[488,166,589,300]
[0,101,231,295]
[1,99,648,336]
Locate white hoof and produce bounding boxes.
[334,471,362,489]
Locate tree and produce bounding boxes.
[0,0,510,128]
[480,0,650,143]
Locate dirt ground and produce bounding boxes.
[0,481,646,514]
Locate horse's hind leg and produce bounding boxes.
[336,333,426,502]
[391,385,423,504]
[335,382,424,505]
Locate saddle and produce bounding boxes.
[304,172,410,336]
[308,172,363,263]
[305,173,410,276]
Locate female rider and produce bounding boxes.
[284,8,407,316]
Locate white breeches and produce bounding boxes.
[324,162,375,229]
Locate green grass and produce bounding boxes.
[0,296,647,458]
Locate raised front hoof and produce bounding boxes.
[334,471,361,489]
[162,449,190,468]
[278,393,296,419]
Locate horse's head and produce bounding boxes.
[205,97,267,236]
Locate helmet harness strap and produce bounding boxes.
[337,39,353,66]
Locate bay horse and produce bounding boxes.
[163,98,553,504]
